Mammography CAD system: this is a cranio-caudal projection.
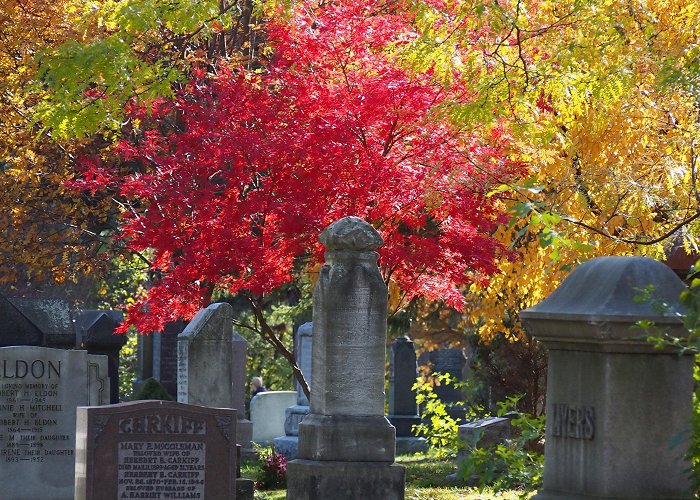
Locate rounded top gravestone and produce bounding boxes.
[521,256,688,349]
[319,216,383,251]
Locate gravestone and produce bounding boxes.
[0,346,109,500]
[273,322,313,459]
[76,310,126,404]
[74,400,237,500]
[0,296,75,348]
[287,216,405,500]
[388,337,427,454]
[177,303,252,453]
[521,256,693,499]
[251,391,296,444]
[231,330,254,454]
[133,321,185,399]
[418,347,467,421]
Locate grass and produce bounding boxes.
[244,451,534,500]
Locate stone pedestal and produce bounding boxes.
[521,256,693,499]
[287,217,405,500]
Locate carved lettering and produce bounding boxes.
[551,403,595,440]
[119,415,206,435]
[0,360,61,379]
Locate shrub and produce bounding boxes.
[255,446,287,490]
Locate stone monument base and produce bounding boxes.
[287,459,405,500]
[396,436,428,455]
[298,414,395,461]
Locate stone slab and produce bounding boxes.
[0,346,108,500]
[74,400,236,500]
[287,459,405,500]
[251,391,296,444]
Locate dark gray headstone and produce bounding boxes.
[0,346,109,499]
[133,321,185,399]
[389,337,419,417]
[388,337,427,453]
[77,310,126,404]
[0,296,75,348]
[74,400,237,500]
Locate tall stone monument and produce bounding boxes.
[177,302,253,452]
[521,256,693,499]
[388,336,427,454]
[273,322,313,459]
[287,216,405,499]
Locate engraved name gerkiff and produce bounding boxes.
[550,403,595,440]
[118,414,206,434]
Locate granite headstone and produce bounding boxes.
[0,346,108,500]
[177,303,252,453]
[74,400,237,500]
[521,256,694,499]
[251,391,296,444]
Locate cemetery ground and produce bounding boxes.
[242,451,533,499]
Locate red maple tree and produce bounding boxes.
[72,0,524,393]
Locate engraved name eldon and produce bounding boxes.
[550,403,595,440]
[0,360,61,379]
[119,414,206,434]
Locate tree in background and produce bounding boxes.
[59,0,524,395]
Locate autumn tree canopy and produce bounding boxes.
[4,0,699,368]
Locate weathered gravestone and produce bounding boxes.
[74,400,237,500]
[388,336,427,454]
[251,391,296,444]
[287,216,405,500]
[273,322,313,459]
[0,295,75,348]
[177,303,252,452]
[76,310,126,404]
[0,346,108,500]
[521,256,693,499]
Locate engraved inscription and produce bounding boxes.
[551,403,595,440]
[0,360,73,463]
[119,414,206,435]
[118,441,205,499]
